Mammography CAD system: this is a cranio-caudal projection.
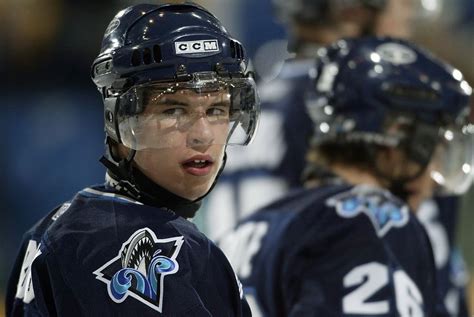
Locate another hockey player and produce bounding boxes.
[219,37,473,316]
[206,0,471,315]
[205,0,415,237]
[6,3,259,316]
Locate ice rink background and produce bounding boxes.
[0,0,473,314]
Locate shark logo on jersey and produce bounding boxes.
[326,185,409,237]
[94,228,184,312]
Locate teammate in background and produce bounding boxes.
[205,0,471,314]
[219,37,473,316]
[206,0,414,238]
[5,3,258,316]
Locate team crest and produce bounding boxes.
[375,42,417,65]
[93,228,184,312]
[326,185,409,237]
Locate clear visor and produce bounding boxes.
[116,72,259,150]
[431,123,474,195]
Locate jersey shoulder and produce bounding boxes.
[238,183,413,237]
[10,185,247,316]
[249,184,416,254]
[322,184,412,238]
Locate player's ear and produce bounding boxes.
[376,146,426,182]
[375,146,405,179]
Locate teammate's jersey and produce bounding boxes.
[219,184,444,316]
[6,184,250,317]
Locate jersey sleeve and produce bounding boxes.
[31,242,83,316]
[208,243,252,317]
[5,238,81,317]
[5,238,30,317]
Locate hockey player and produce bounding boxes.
[219,37,473,316]
[206,0,471,315]
[5,3,259,316]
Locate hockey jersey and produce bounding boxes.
[219,184,444,316]
[6,184,250,316]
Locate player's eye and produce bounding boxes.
[206,103,230,119]
[161,107,187,117]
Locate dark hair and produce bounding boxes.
[306,140,381,174]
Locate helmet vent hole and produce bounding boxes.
[230,40,237,58]
[231,41,243,59]
[143,47,152,65]
[153,45,162,63]
[237,43,243,59]
[131,49,142,66]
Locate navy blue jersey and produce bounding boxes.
[6,184,250,317]
[219,184,443,316]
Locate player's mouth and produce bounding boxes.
[181,155,214,176]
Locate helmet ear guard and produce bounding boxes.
[404,122,439,167]
[103,97,121,143]
[101,77,136,144]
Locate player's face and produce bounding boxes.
[132,89,229,200]
[375,0,415,39]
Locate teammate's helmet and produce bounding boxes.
[272,0,387,24]
[306,37,473,194]
[92,3,259,151]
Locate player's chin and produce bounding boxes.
[182,172,218,198]
[177,163,220,200]
[182,180,214,201]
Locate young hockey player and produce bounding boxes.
[6,3,259,316]
[219,37,473,316]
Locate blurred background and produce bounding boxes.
[0,0,472,314]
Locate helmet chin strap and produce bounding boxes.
[372,153,432,205]
[100,139,227,218]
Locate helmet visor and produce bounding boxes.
[116,72,259,150]
[431,123,474,194]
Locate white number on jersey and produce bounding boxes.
[343,262,424,316]
[394,270,424,317]
[15,240,42,304]
[343,262,389,314]
[219,221,269,279]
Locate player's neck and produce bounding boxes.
[330,164,384,188]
